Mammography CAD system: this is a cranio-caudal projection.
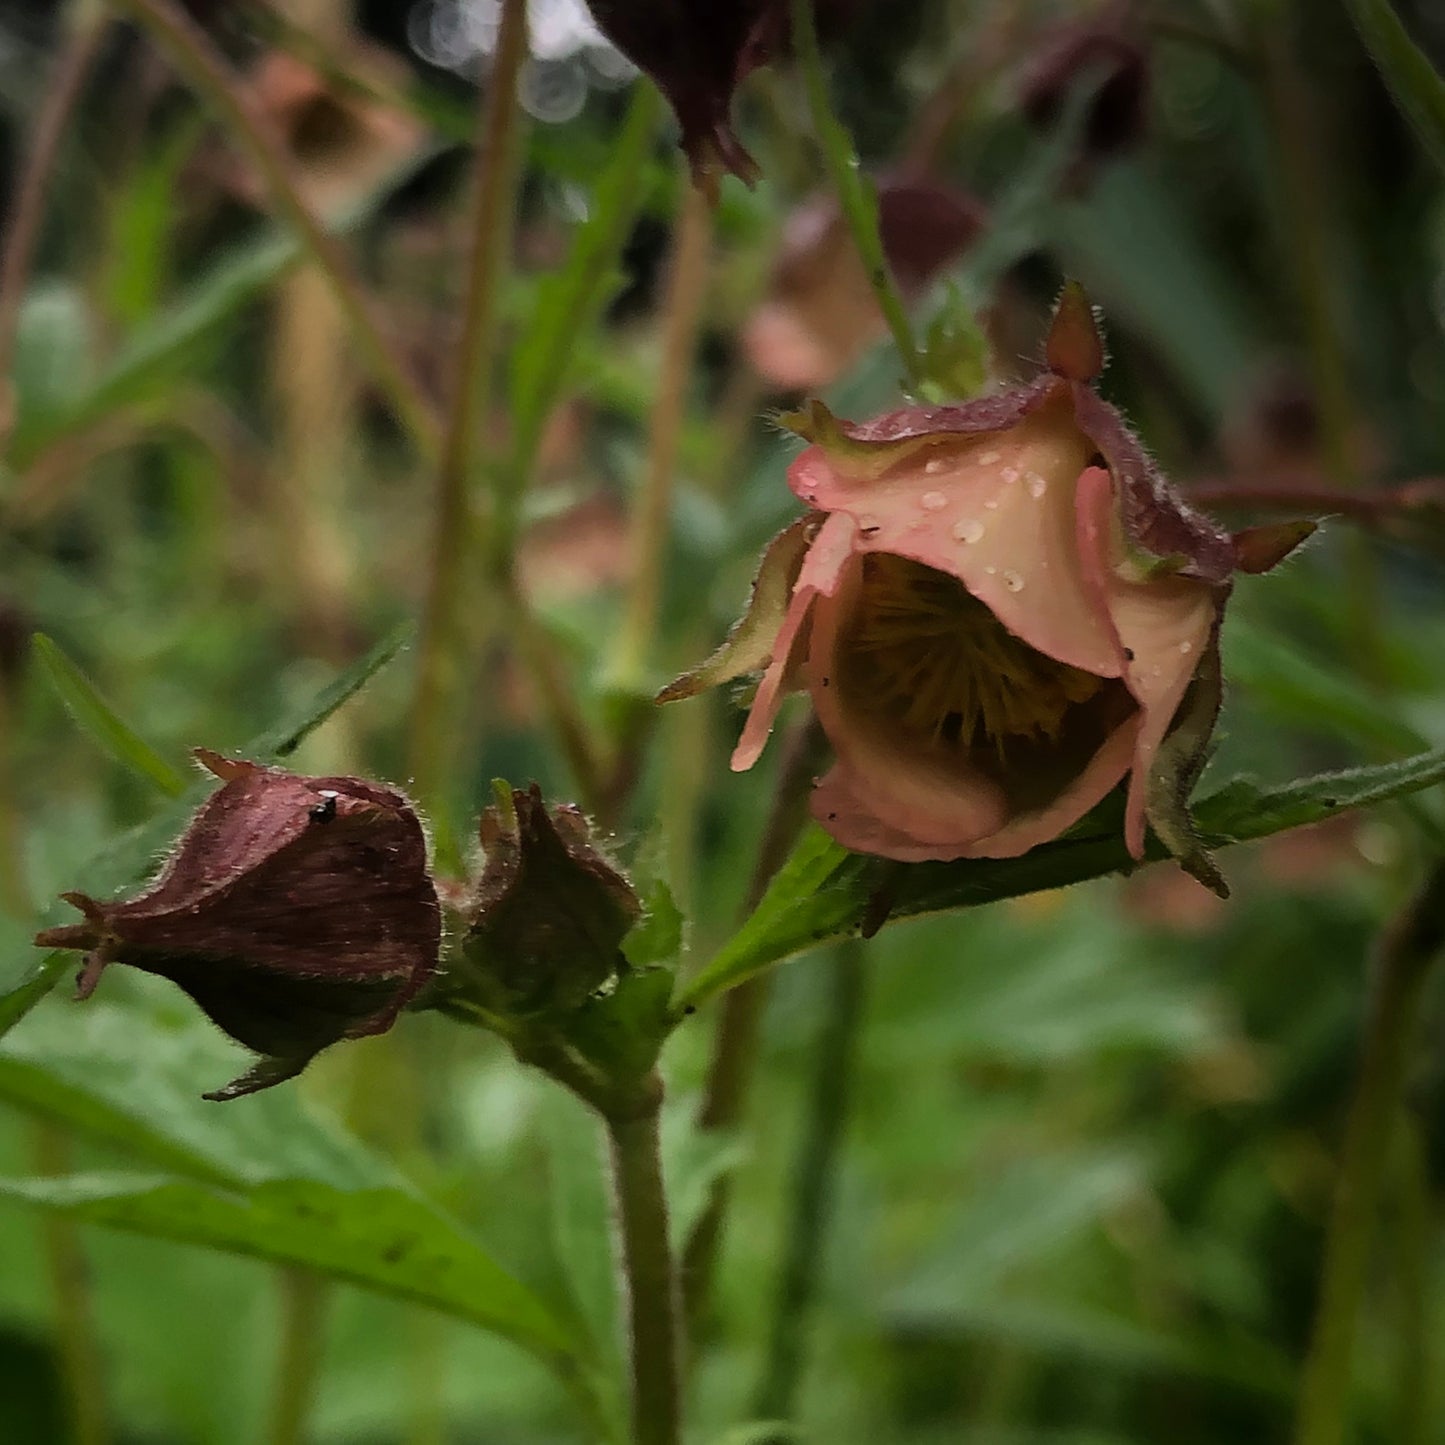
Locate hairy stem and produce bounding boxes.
[606,1084,682,1445]
[33,1124,110,1445]
[406,0,527,848]
[107,0,442,459]
[612,176,714,686]
[752,939,868,1427]
[1291,862,1445,1445]
[269,1268,328,1445]
[0,2,105,451]
[682,721,827,1334]
[789,0,923,389]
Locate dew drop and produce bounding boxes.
[984,498,999,510]
[1026,472,1048,499]
[984,565,998,575]
[924,456,948,475]
[1002,569,1025,592]
[1178,640,1193,654]
[976,449,1001,465]
[920,490,947,511]
[1000,467,1020,484]
[952,518,984,543]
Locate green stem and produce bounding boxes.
[682,721,827,1335]
[107,0,443,461]
[751,940,867,1428]
[612,174,714,687]
[33,1124,110,1445]
[493,83,662,564]
[406,0,527,849]
[788,0,924,390]
[0,1,105,453]
[605,1082,682,1445]
[1392,1113,1431,1445]
[269,1268,328,1445]
[1291,862,1445,1445]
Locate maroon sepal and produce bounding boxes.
[34,753,439,1101]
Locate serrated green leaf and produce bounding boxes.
[622,879,685,969]
[32,634,187,798]
[675,745,1445,1012]
[0,1172,578,1363]
[247,623,413,759]
[1344,0,1445,176]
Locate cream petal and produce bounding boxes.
[730,511,857,771]
[789,406,1122,677]
[1074,466,1221,858]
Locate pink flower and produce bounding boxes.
[661,288,1313,892]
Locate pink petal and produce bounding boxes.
[790,402,1122,677]
[806,555,1138,859]
[730,511,857,771]
[1075,467,1221,858]
[805,554,1012,850]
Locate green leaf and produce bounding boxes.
[247,623,413,759]
[622,879,685,969]
[0,1172,578,1363]
[0,953,69,1042]
[32,634,187,798]
[0,1002,381,1188]
[674,745,1445,1012]
[1344,0,1445,176]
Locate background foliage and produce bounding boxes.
[2,0,1445,1442]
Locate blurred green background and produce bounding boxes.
[2,0,1445,1441]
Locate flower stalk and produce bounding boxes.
[0,0,106,453]
[606,1084,683,1445]
[1291,862,1445,1445]
[613,174,715,687]
[752,938,867,1427]
[108,0,443,460]
[407,0,528,846]
[788,0,925,390]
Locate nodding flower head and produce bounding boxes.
[35,752,440,1101]
[661,286,1315,893]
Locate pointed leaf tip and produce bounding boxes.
[1046,281,1105,381]
[1232,519,1318,574]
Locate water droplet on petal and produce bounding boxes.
[858,514,881,536]
[952,518,984,544]
[1179,640,1193,654]
[1000,467,1020,484]
[976,449,1001,465]
[1026,472,1048,499]
[920,490,947,511]
[984,565,998,576]
[924,456,948,475]
[1002,569,1025,592]
[984,498,999,510]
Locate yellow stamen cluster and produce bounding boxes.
[839,554,1102,757]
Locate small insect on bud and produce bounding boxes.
[34,751,440,1101]
[460,784,641,1018]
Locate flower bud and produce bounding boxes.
[583,0,858,180]
[460,784,641,1017]
[34,752,440,1101]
